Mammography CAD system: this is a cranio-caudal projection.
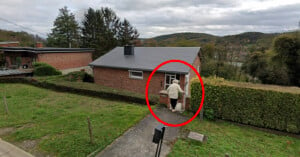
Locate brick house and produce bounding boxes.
[89,46,201,109]
[0,41,20,47]
[0,43,93,70]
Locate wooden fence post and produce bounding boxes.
[199,108,204,121]
[87,117,94,144]
[3,96,9,115]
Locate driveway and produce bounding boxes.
[96,107,188,157]
[0,138,33,157]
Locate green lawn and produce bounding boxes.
[0,83,149,156]
[168,120,300,157]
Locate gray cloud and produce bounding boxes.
[0,0,299,38]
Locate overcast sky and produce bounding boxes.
[0,0,299,38]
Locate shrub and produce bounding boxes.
[32,62,49,68]
[63,71,94,83]
[33,62,62,76]
[191,81,300,133]
[83,73,94,83]
[204,107,215,121]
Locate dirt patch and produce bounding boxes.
[15,123,35,130]
[0,127,15,136]
[15,137,53,157]
[20,140,38,150]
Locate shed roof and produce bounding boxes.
[0,41,19,45]
[89,47,200,74]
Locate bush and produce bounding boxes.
[83,73,94,82]
[191,81,300,133]
[204,107,215,121]
[33,62,62,76]
[32,62,49,68]
[63,71,94,83]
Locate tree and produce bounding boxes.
[81,7,120,58]
[81,8,103,56]
[273,35,300,86]
[81,7,139,59]
[242,51,268,79]
[47,6,80,48]
[117,19,139,46]
[200,43,215,62]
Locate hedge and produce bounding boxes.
[0,78,158,105]
[191,82,300,133]
[33,62,62,76]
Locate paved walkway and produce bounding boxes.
[61,66,93,75]
[0,138,33,157]
[96,107,188,157]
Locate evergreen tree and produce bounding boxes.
[273,35,300,86]
[81,7,139,59]
[47,6,80,48]
[118,19,139,46]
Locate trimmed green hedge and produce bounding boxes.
[0,78,158,105]
[191,82,300,133]
[33,62,62,76]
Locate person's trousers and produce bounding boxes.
[170,99,177,109]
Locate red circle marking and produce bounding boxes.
[145,59,205,127]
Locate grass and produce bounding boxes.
[168,119,300,157]
[0,83,150,156]
[34,75,159,103]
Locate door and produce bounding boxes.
[164,73,180,89]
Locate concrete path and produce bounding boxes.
[96,107,188,157]
[61,66,92,75]
[0,138,33,157]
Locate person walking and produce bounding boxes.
[167,79,184,112]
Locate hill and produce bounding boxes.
[0,29,45,47]
[140,32,292,61]
[141,32,279,48]
[141,32,217,47]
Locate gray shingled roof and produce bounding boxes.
[89,47,200,74]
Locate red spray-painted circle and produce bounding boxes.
[145,59,205,127]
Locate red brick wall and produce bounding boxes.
[37,52,92,70]
[0,43,19,47]
[4,53,34,68]
[93,67,185,95]
[188,55,201,95]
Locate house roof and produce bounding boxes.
[0,41,19,45]
[0,47,94,54]
[0,69,32,77]
[89,47,200,74]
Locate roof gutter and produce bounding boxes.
[88,64,189,74]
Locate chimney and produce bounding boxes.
[36,42,43,48]
[124,45,134,55]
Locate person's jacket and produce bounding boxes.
[167,83,184,99]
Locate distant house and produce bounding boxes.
[0,43,93,70]
[89,46,201,96]
[0,41,20,47]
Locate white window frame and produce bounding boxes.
[129,70,143,79]
[164,73,181,89]
[185,74,189,96]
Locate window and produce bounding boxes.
[129,70,143,79]
[165,73,180,89]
